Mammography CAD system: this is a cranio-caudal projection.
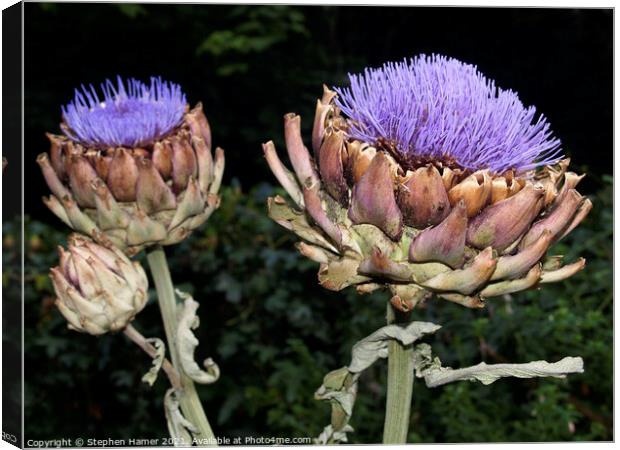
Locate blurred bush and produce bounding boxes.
[12,176,611,443]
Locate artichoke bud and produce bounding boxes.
[264,57,590,310]
[38,77,224,255]
[51,234,148,336]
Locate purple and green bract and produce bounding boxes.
[334,55,563,174]
[62,76,186,149]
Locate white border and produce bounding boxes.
[0,1,616,449]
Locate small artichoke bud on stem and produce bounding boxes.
[51,234,148,335]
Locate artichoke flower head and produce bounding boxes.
[38,76,225,255]
[264,55,591,311]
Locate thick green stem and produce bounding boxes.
[147,246,216,444]
[382,303,414,444]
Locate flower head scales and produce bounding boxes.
[334,55,562,174]
[61,76,187,149]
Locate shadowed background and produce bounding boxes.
[15,3,612,444]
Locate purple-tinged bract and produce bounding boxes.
[334,55,563,174]
[62,76,187,149]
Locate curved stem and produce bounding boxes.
[146,246,216,444]
[123,323,182,391]
[382,302,414,444]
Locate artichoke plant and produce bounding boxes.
[37,76,225,256]
[40,76,221,441]
[51,234,148,335]
[264,55,591,312]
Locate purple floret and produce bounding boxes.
[61,76,187,148]
[334,55,563,173]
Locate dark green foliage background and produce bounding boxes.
[12,3,612,444]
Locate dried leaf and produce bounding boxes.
[314,321,440,445]
[164,388,196,446]
[348,321,441,373]
[141,337,165,386]
[413,343,584,388]
[175,290,220,384]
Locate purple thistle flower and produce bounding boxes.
[61,76,187,149]
[334,55,563,174]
